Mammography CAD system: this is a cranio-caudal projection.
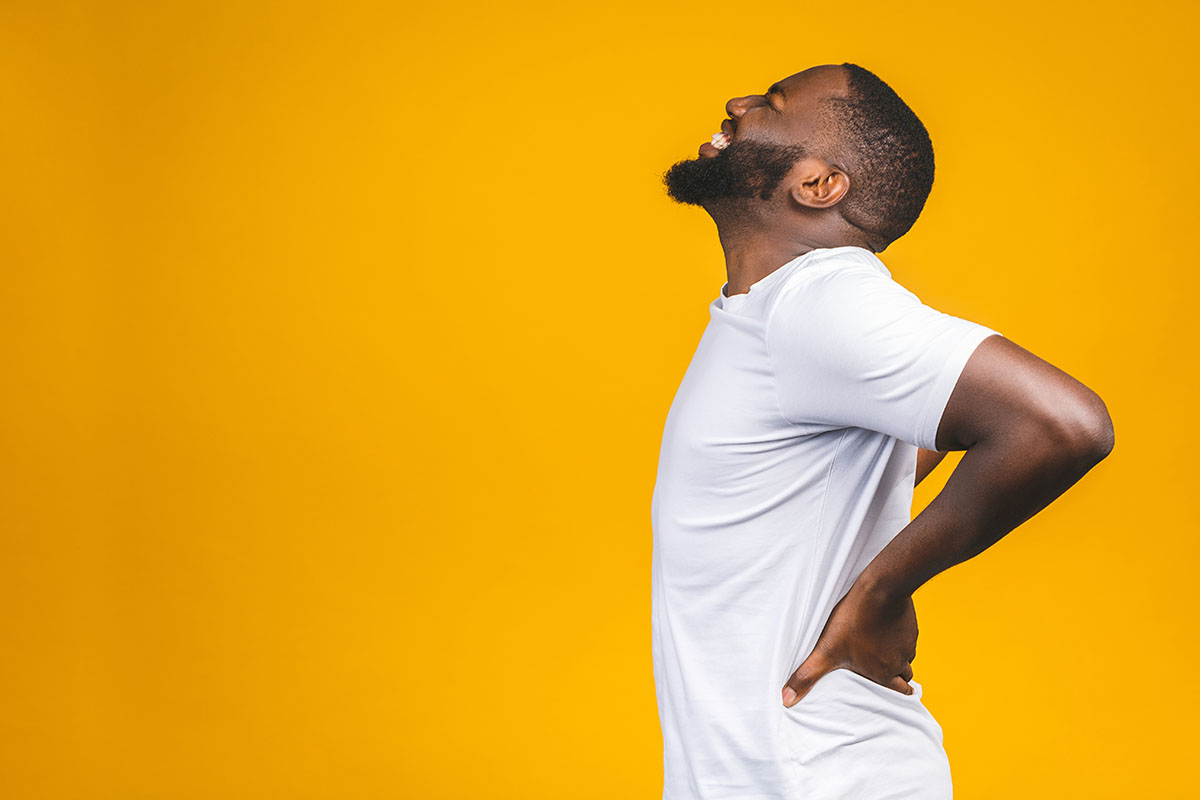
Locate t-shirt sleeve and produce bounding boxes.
[765,264,1003,451]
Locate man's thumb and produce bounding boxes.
[782,657,827,708]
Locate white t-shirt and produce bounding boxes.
[650,245,1002,799]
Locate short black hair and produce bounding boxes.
[818,63,935,251]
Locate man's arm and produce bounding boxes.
[859,334,1114,601]
[915,448,948,487]
[782,334,1114,705]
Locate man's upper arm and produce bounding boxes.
[934,334,1115,456]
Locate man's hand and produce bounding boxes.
[781,582,918,707]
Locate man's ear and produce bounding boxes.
[789,158,850,209]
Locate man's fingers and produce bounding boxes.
[887,674,914,695]
[782,656,829,708]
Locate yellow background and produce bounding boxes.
[0,1,1194,797]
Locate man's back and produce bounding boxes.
[651,246,1001,799]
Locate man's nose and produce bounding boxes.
[725,94,765,120]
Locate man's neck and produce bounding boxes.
[709,205,871,296]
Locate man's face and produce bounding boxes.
[662,65,848,208]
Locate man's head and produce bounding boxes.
[662,63,935,252]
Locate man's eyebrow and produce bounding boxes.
[766,82,786,98]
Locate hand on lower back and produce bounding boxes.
[782,582,919,707]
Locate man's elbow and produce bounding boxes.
[1042,390,1115,465]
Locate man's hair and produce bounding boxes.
[818,63,935,251]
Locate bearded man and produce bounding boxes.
[651,63,1114,799]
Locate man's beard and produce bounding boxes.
[662,138,808,206]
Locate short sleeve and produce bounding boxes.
[765,264,1002,450]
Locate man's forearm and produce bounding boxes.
[860,419,1113,600]
[914,448,948,487]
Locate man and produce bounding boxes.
[651,63,1114,799]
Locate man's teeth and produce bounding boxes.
[711,132,731,150]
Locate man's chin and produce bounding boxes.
[662,153,735,206]
[662,138,807,206]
